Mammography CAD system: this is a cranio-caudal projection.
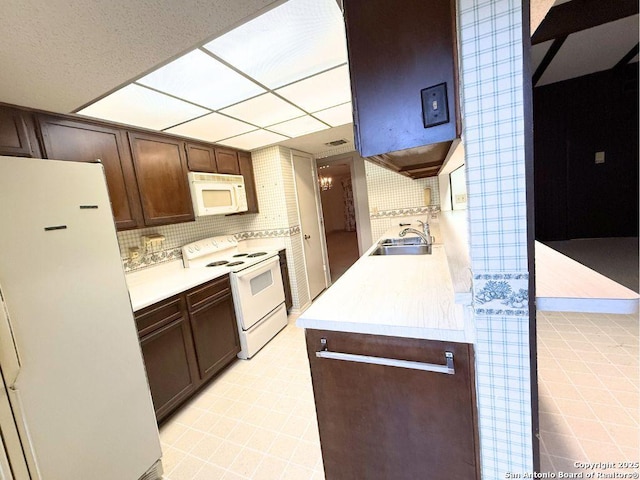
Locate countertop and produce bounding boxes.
[297,212,475,343]
[296,210,638,342]
[126,260,229,311]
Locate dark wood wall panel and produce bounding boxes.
[534,64,639,240]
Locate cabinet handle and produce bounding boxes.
[316,338,455,375]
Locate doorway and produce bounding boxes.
[316,159,360,283]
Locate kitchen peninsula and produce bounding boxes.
[297,211,639,480]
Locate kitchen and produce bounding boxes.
[1,0,639,479]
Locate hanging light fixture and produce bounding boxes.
[319,175,333,191]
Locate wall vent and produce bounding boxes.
[324,139,348,146]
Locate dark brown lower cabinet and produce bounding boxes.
[305,329,480,480]
[135,275,240,423]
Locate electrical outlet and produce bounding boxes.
[455,194,467,203]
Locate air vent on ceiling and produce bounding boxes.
[324,139,348,146]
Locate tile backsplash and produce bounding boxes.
[365,161,441,239]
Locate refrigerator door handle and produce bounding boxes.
[0,290,21,389]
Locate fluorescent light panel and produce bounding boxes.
[218,129,289,151]
[165,113,256,142]
[276,65,351,113]
[203,0,347,88]
[137,50,265,110]
[78,84,208,130]
[268,115,329,137]
[220,93,305,127]
[312,102,353,127]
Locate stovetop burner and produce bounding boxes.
[233,253,248,257]
[247,252,267,258]
[227,261,245,267]
[206,260,229,267]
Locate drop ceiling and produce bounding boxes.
[77,0,354,152]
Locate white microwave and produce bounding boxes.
[188,171,248,216]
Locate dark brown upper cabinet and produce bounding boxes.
[214,147,240,175]
[237,151,259,213]
[0,105,41,158]
[343,0,460,179]
[38,115,144,230]
[128,132,195,226]
[185,142,217,173]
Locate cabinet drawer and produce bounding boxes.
[135,295,185,337]
[186,276,231,311]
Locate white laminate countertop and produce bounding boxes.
[296,210,639,342]
[535,241,639,314]
[126,260,229,312]
[297,213,474,343]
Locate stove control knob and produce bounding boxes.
[187,247,193,253]
[195,245,200,251]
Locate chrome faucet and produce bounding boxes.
[416,220,431,240]
[399,227,431,245]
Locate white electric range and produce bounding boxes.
[182,236,288,359]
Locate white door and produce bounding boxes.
[293,153,328,300]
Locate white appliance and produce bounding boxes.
[0,156,162,480]
[188,171,248,216]
[182,236,288,359]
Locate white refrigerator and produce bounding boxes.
[0,156,162,479]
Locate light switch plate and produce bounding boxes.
[421,83,449,128]
[595,151,605,164]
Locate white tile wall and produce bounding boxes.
[458,0,533,476]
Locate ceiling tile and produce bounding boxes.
[77,84,209,130]
[137,49,265,110]
[312,102,353,127]
[538,15,640,86]
[268,115,329,137]
[203,0,347,88]
[275,65,351,113]
[219,93,305,127]
[218,129,289,151]
[165,113,256,142]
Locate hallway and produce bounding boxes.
[324,230,359,283]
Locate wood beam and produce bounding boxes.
[533,36,567,86]
[614,43,639,70]
[532,0,638,45]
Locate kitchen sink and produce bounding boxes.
[370,244,432,256]
[378,237,425,246]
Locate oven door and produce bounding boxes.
[231,257,285,331]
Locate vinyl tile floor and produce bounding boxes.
[158,311,639,479]
[537,310,639,476]
[159,315,325,480]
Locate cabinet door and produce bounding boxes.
[128,132,195,226]
[187,284,240,382]
[38,115,143,230]
[306,330,479,480]
[237,151,259,213]
[343,0,459,157]
[214,147,240,174]
[0,106,40,157]
[139,315,199,422]
[185,142,217,173]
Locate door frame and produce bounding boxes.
[316,153,373,256]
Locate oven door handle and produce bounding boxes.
[234,255,279,278]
